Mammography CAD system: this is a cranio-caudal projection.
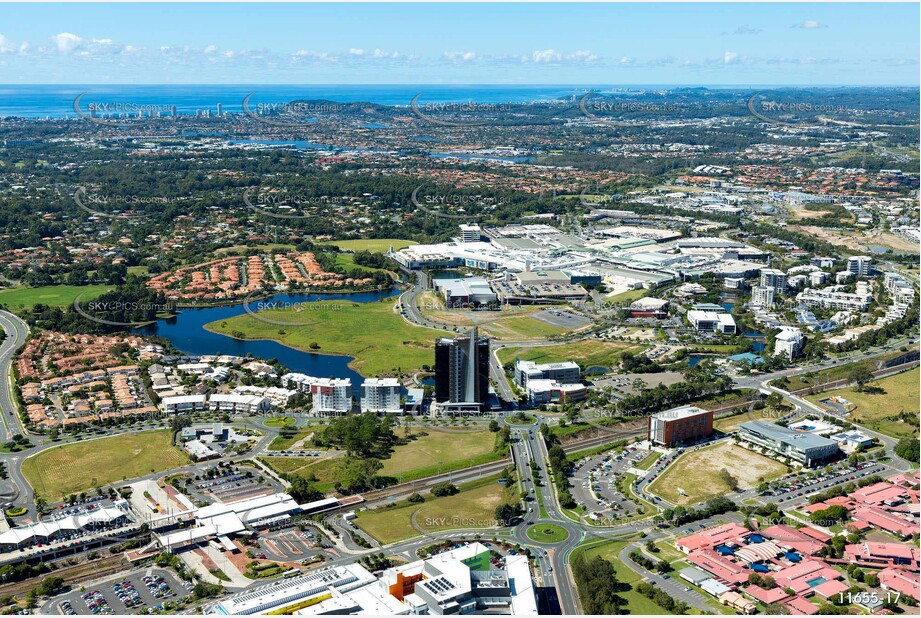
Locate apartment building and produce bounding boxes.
[360,378,402,414]
[759,268,787,294]
[310,378,354,416]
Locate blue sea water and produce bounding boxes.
[0,84,596,118]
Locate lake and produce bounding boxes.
[133,289,400,392]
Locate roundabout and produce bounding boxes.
[263,416,297,428]
[526,522,570,544]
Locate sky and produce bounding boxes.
[0,2,918,85]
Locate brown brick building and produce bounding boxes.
[647,406,714,446]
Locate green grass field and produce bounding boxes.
[648,441,788,506]
[355,474,515,545]
[380,428,503,481]
[258,456,345,493]
[22,430,189,499]
[572,540,670,615]
[806,367,919,439]
[264,416,297,428]
[0,284,113,309]
[267,428,322,451]
[635,452,660,470]
[601,289,649,304]
[261,428,505,490]
[206,299,442,376]
[480,315,572,340]
[526,523,569,543]
[332,253,392,274]
[319,239,417,253]
[498,340,644,370]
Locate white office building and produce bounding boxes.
[459,224,483,243]
[687,310,737,334]
[759,268,787,294]
[360,378,402,414]
[310,378,353,416]
[774,327,804,360]
[514,360,581,388]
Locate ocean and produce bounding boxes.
[0,84,609,118]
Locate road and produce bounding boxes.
[0,310,28,439]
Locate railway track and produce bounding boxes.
[0,555,129,600]
[323,459,513,514]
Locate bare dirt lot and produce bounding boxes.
[648,440,789,506]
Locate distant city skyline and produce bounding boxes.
[0,2,918,85]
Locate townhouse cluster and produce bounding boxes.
[17,331,158,428]
[146,251,373,302]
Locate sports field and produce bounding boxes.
[206,299,442,376]
[498,340,644,369]
[647,441,788,506]
[355,474,515,545]
[22,430,189,499]
[806,367,919,440]
[319,239,417,253]
[0,284,113,309]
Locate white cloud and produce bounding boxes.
[531,49,561,63]
[0,34,15,54]
[442,51,477,63]
[348,48,365,56]
[371,48,400,59]
[203,45,218,54]
[794,20,827,29]
[292,50,334,62]
[723,51,740,64]
[52,32,83,53]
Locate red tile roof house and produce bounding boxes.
[774,561,845,596]
[878,567,920,601]
[784,595,820,615]
[743,584,791,605]
[851,481,912,506]
[761,524,827,556]
[852,505,917,538]
[813,579,849,601]
[798,527,832,544]
[845,543,921,570]
[687,549,750,585]
[676,523,750,553]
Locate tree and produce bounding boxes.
[430,482,458,497]
[719,468,740,492]
[846,364,874,392]
[495,503,521,525]
[287,476,322,503]
[895,438,920,463]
